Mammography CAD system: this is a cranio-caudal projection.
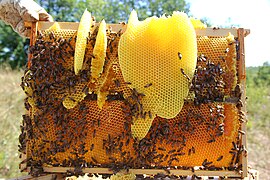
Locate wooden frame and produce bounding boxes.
[237,28,248,178]
[43,167,241,177]
[25,22,250,37]
[22,22,250,179]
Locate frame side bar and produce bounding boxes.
[27,22,37,68]
[237,28,248,178]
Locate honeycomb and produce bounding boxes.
[119,11,197,119]
[48,22,61,31]
[19,11,246,178]
[91,19,107,81]
[74,9,92,75]
[91,20,109,108]
[119,11,197,139]
[190,17,207,29]
[63,17,108,110]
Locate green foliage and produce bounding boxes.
[246,63,270,129]
[36,0,190,22]
[0,22,28,69]
[254,62,270,86]
[1,0,190,68]
[146,0,190,17]
[245,64,270,179]
[37,0,82,21]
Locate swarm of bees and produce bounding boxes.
[19,18,246,179]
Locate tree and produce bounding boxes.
[255,62,270,86]
[146,0,190,17]
[0,21,28,69]
[95,0,190,22]
[0,0,190,68]
[37,0,86,22]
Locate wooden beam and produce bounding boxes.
[43,167,241,177]
[35,22,251,38]
[237,28,248,178]
[196,28,237,37]
[238,28,247,83]
[9,174,62,180]
[19,153,27,172]
[24,22,32,28]
[22,22,251,178]
[27,22,37,68]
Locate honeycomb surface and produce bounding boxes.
[196,35,237,96]
[74,9,92,75]
[119,11,197,120]
[20,17,245,177]
[118,11,198,139]
[91,19,107,81]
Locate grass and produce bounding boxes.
[0,66,269,179]
[246,67,270,179]
[0,66,26,178]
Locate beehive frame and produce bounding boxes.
[20,21,250,179]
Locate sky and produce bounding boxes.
[186,0,270,67]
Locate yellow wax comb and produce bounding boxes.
[190,17,207,29]
[91,19,107,81]
[74,9,92,75]
[48,22,61,31]
[119,10,197,139]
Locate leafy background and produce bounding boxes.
[0,0,269,179]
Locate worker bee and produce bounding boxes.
[92,129,96,138]
[144,82,152,88]
[114,79,121,88]
[191,146,195,154]
[164,154,169,161]
[97,119,100,127]
[238,130,245,135]
[219,55,226,62]
[90,144,94,151]
[119,21,126,25]
[125,81,132,85]
[117,29,123,37]
[197,53,207,62]
[217,155,223,161]
[168,149,176,154]
[202,159,213,166]
[180,68,191,82]
[148,111,152,119]
[207,135,216,143]
[49,32,56,40]
[178,52,182,60]
[188,148,192,156]
[91,157,98,164]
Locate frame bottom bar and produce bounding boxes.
[43,167,242,177]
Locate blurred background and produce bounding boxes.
[0,0,269,179]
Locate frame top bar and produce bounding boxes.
[25,22,250,37]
